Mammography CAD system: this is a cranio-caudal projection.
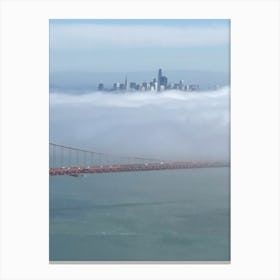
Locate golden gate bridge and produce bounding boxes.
[49,143,229,176]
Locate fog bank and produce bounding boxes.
[50,87,230,161]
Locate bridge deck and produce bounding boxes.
[49,161,229,176]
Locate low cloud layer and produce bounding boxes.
[50,88,230,161]
[50,23,229,50]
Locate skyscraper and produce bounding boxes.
[158,68,168,91]
[157,69,162,92]
[98,83,104,91]
[125,76,128,90]
[158,69,162,80]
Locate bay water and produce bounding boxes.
[50,167,230,261]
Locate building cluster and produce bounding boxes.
[97,69,200,92]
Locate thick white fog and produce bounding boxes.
[50,87,230,161]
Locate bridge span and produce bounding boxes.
[49,143,229,176]
[49,161,229,176]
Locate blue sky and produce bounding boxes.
[50,19,230,74]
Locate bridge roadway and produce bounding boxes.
[49,161,229,176]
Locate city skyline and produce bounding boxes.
[98,68,201,92]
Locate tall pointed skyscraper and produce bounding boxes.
[125,75,128,91]
[157,68,167,91]
[158,69,162,91]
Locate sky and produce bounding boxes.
[49,19,230,90]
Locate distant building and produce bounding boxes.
[113,82,120,90]
[98,83,104,91]
[154,81,158,92]
[189,84,199,91]
[158,69,162,85]
[129,82,137,90]
[125,76,129,90]
[142,82,148,90]
[179,80,184,90]
[157,68,168,91]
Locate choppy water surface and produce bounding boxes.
[50,167,230,261]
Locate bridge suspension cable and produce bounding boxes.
[49,142,164,168]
